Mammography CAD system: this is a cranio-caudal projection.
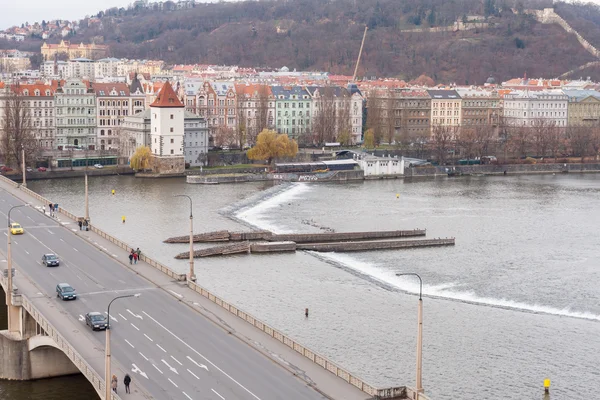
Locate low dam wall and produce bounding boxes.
[405,162,600,177]
[186,170,365,184]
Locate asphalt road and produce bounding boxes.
[0,189,330,400]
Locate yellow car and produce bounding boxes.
[10,222,24,235]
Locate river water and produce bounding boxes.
[2,174,599,400]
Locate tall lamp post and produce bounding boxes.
[21,145,26,188]
[174,195,196,282]
[6,204,25,332]
[396,272,424,394]
[84,154,89,224]
[105,293,140,400]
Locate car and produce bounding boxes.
[9,222,24,235]
[1,166,13,172]
[85,312,108,331]
[37,167,47,172]
[26,167,33,172]
[56,283,77,300]
[93,164,103,169]
[42,253,60,267]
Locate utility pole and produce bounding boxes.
[21,146,26,187]
[174,195,196,282]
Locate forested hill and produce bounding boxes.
[9,0,600,84]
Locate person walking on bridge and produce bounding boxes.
[111,374,118,394]
[124,373,131,394]
[129,251,134,265]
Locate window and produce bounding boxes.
[170,138,174,144]
[170,114,174,119]
[170,127,174,132]
[170,149,174,154]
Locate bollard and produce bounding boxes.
[305,308,309,318]
[544,378,550,394]
[122,216,126,224]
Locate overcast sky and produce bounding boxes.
[1,1,131,30]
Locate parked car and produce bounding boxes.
[26,167,33,172]
[9,222,23,235]
[37,167,47,172]
[42,253,60,267]
[56,283,77,300]
[85,312,108,330]
[93,164,103,169]
[1,166,13,172]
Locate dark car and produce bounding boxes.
[42,253,60,267]
[56,283,77,300]
[85,312,108,331]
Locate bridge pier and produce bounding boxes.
[1,286,80,380]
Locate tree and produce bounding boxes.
[364,129,375,149]
[0,92,36,172]
[366,89,385,145]
[235,95,247,149]
[214,126,236,148]
[431,125,455,164]
[247,129,298,165]
[507,124,531,158]
[567,125,592,162]
[312,86,337,145]
[130,146,151,170]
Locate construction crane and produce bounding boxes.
[352,26,368,82]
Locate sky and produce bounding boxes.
[1,1,131,30]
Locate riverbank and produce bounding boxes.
[6,166,134,182]
[405,162,600,177]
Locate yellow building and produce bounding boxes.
[41,40,108,61]
[564,89,600,126]
[428,89,462,137]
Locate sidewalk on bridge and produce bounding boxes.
[0,179,373,400]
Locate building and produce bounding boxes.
[307,85,362,145]
[195,81,237,144]
[94,83,132,151]
[54,78,97,149]
[356,154,405,176]
[271,85,311,140]
[234,83,275,145]
[391,89,431,141]
[183,111,209,166]
[149,81,185,174]
[12,83,57,148]
[42,60,68,78]
[428,89,462,136]
[563,89,600,126]
[0,52,31,72]
[503,90,568,128]
[41,40,109,61]
[456,88,501,140]
[94,58,124,79]
[66,58,95,79]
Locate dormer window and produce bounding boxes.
[23,90,29,96]
[45,90,51,96]
[34,90,40,96]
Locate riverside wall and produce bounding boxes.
[405,162,600,177]
[7,167,134,182]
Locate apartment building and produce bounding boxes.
[54,78,97,149]
[456,88,501,130]
[428,89,462,136]
[391,89,431,140]
[563,89,600,126]
[503,90,568,128]
[271,86,311,140]
[234,83,275,143]
[41,40,108,61]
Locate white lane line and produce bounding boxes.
[211,388,225,400]
[78,315,85,322]
[152,364,163,374]
[139,352,148,361]
[168,378,178,388]
[104,312,118,322]
[13,240,17,245]
[118,313,128,321]
[169,290,183,298]
[2,232,6,237]
[187,369,199,380]
[131,323,139,331]
[170,355,182,366]
[143,311,261,400]
[60,238,64,242]
[183,392,193,400]
[156,344,166,353]
[186,356,208,371]
[144,334,153,342]
[127,309,143,319]
[124,339,135,349]
[161,359,178,374]
[73,248,79,252]
[46,229,54,235]
[24,250,29,254]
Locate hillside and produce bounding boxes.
[5,0,600,83]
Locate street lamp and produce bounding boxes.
[21,145,26,188]
[396,272,424,394]
[105,293,140,400]
[174,194,196,282]
[6,204,25,333]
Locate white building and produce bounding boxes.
[183,111,209,166]
[356,154,405,176]
[54,78,97,149]
[503,90,568,128]
[94,58,124,79]
[42,60,68,78]
[66,58,95,79]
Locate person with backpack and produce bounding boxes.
[124,374,131,394]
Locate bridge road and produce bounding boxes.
[0,187,365,400]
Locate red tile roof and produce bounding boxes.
[150,81,183,108]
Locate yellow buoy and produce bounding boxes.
[544,378,550,394]
[396,194,400,198]
[122,216,126,224]
[112,189,115,195]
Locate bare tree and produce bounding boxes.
[366,89,385,145]
[567,124,592,163]
[336,92,352,145]
[312,86,337,145]
[213,125,236,148]
[507,124,531,159]
[236,95,247,149]
[456,125,477,159]
[531,118,554,158]
[431,125,455,164]
[0,92,36,171]
[383,90,395,144]
[547,124,565,162]
[254,85,270,144]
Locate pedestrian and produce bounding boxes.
[136,248,141,260]
[133,251,138,264]
[111,374,118,394]
[128,252,134,265]
[49,203,54,217]
[78,220,83,230]
[124,373,131,394]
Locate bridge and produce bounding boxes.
[0,175,427,400]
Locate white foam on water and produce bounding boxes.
[318,252,600,322]
[236,183,312,234]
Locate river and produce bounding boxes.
[2,174,598,400]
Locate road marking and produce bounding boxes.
[144,312,261,399]
[152,364,163,374]
[212,388,225,400]
[78,288,153,297]
[187,369,199,380]
[186,356,208,371]
[2,232,6,237]
[73,248,79,252]
[127,309,143,319]
[171,355,182,366]
[156,344,166,353]
[161,359,178,374]
[183,392,193,400]
[131,363,148,379]
[104,312,118,322]
[139,352,148,361]
[46,229,54,235]
[24,250,29,254]
[169,290,183,298]
[119,313,128,321]
[60,238,64,242]
[13,240,17,245]
[131,323,139,331]
[112,254,118,258]
[125,339,135,348]
[168,378,178,388]
[79,315,85,322]
[144,334,153,342]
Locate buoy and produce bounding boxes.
[112,189,115,195]
[396,194,400,198]
[544,378,550,394]
[122,216,126,224]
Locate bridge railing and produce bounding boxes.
[20,293,120,400]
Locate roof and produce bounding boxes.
[426,90,461,99]
[305,85,349,98]
[271,85,310,99]
[234,83,272,98]
[210,81,235,96]
[150,81,184,108]
[92,83,130,96]
[561,89,600,102]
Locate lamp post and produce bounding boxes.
[174,195,196,282]
[6,204,25,332]
[84,155,89,224]
[396,272,424,394]
[21,146,26,188]
[105,293,140,400]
